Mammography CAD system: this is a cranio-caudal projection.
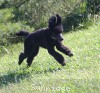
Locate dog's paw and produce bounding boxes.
[18,61,21,65]
[61,62,66,66]
[18,60,23,65]
[68,53,74,57]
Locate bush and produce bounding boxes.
[11,0,80,29]
[0,22,34,45]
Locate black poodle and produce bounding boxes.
[16,14,73,67]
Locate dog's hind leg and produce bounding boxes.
[27,55,34,67]
[27,47,39,67]
[18,52,27,65]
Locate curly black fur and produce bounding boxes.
[16,14,73,67]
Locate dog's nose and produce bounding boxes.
[60,38,63,41]
[59,37,64,41]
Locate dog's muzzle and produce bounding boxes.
[51,33,64,41]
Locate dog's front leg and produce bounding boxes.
[48,47,66,66]
[56,42,73,57]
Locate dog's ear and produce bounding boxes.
[56,14,62,25]
[49,15,57,29]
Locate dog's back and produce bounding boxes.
[25,28,50,48]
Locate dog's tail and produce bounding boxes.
[16,31,30,37]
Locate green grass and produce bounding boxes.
[0,21,100,93]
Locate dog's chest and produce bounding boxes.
[38,35,48,48]
[38,34,56,48]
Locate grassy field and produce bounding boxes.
[0,21,100,93]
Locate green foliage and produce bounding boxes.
[0,0,80,28]
[63,0,100,31]
[0,22,34,45]
[0,8,34,46]
[12,0,79,28]
[0,8,14,23]
[87,0,100,14]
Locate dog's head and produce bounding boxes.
[48,14,62,29]
[49,14,64,41]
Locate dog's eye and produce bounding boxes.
[49,16,56,23]
[49,19,53,23]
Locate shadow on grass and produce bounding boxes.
[0,66,62,88]
[0,67,30,88]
